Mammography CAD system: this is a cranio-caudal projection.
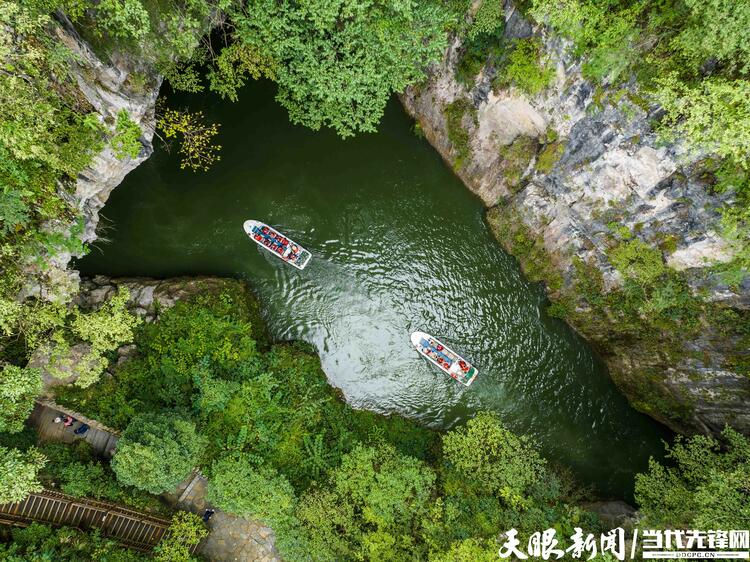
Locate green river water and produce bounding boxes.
[78,82,671,499]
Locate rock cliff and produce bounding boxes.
[401,1,750,435]
[30,15,161,301]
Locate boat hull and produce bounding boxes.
[410,331,478,387]
[243,220,312,270]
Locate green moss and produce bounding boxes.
[536,141,566,173]
[607,239,666,283]
[444,99,476,170]
[486,206,565,293]
[607,222,633,240]
[498,135,539,191]
[494,38,553,95]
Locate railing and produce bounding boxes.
[0,489,180,553]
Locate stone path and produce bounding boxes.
[172,472,281,562]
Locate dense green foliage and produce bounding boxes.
[0,522,146,561]
[0,444,45,503]
[635,426,750,529]
[0,365,41,433]
[495,38,553,95]
[112,413,205,494]
[56,290,602,560]
[153,512,208,562]
[230,0,452,137]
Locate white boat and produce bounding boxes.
[410,331,478,387]
[243,220,312,270]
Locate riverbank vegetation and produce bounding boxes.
[50,290,604,559]
[1,0,750,557]
[0,284,747,556]
[41,289,750,559]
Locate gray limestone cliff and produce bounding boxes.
[28,15,162,302]
[401,2,750,436]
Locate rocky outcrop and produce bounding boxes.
[401,1,750,435]
[75,275,255,322]
[27,15,162,302]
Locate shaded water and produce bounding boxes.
[79,81,670,498]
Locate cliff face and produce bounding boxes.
[401,2,750,435]
[30,15,161,301]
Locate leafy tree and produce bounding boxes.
[157,107,222,172]
[652,74,750,168]
[468,0,503,40]
[231,0,453,137]
[671,0,750,74]
[206,43,277,102]
[635,426,750,529]
[332,442,435,530]
[111,109,143,159]
[441,412,546,507]
[153,511,208,562]
[0,522,146,561]
[97,0,151,41]
[496,38,554,95]
[207,456,297,528]
[0,445,46,503]
[290,443,435,560]
[0,364,41,433]
[112,413,205,494]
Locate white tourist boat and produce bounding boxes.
[410,331,478,387]
[243,220,312,270]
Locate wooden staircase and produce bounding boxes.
[0,489,183,553]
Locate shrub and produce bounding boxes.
[0,445,46,503]
[0,365,41,433]
[607,239,666,284]
[112,413,205,494]
[444,99,475,169]
[111,110,142,159]
[535,141,565,173]
[468,0,504,40]
[635,426,750,529]
[153,511,208,562]
[441,412,546,507]
[498,135,539,190]
[496,38,553,96]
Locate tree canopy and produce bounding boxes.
[230,0,453,137]
[0,445,46,503]
[112,413,205,494]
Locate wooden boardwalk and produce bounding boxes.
[29,400,119,457]
[0,489,180,553]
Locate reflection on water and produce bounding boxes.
[79,81,670,499]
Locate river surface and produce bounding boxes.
[78,81,670,499]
